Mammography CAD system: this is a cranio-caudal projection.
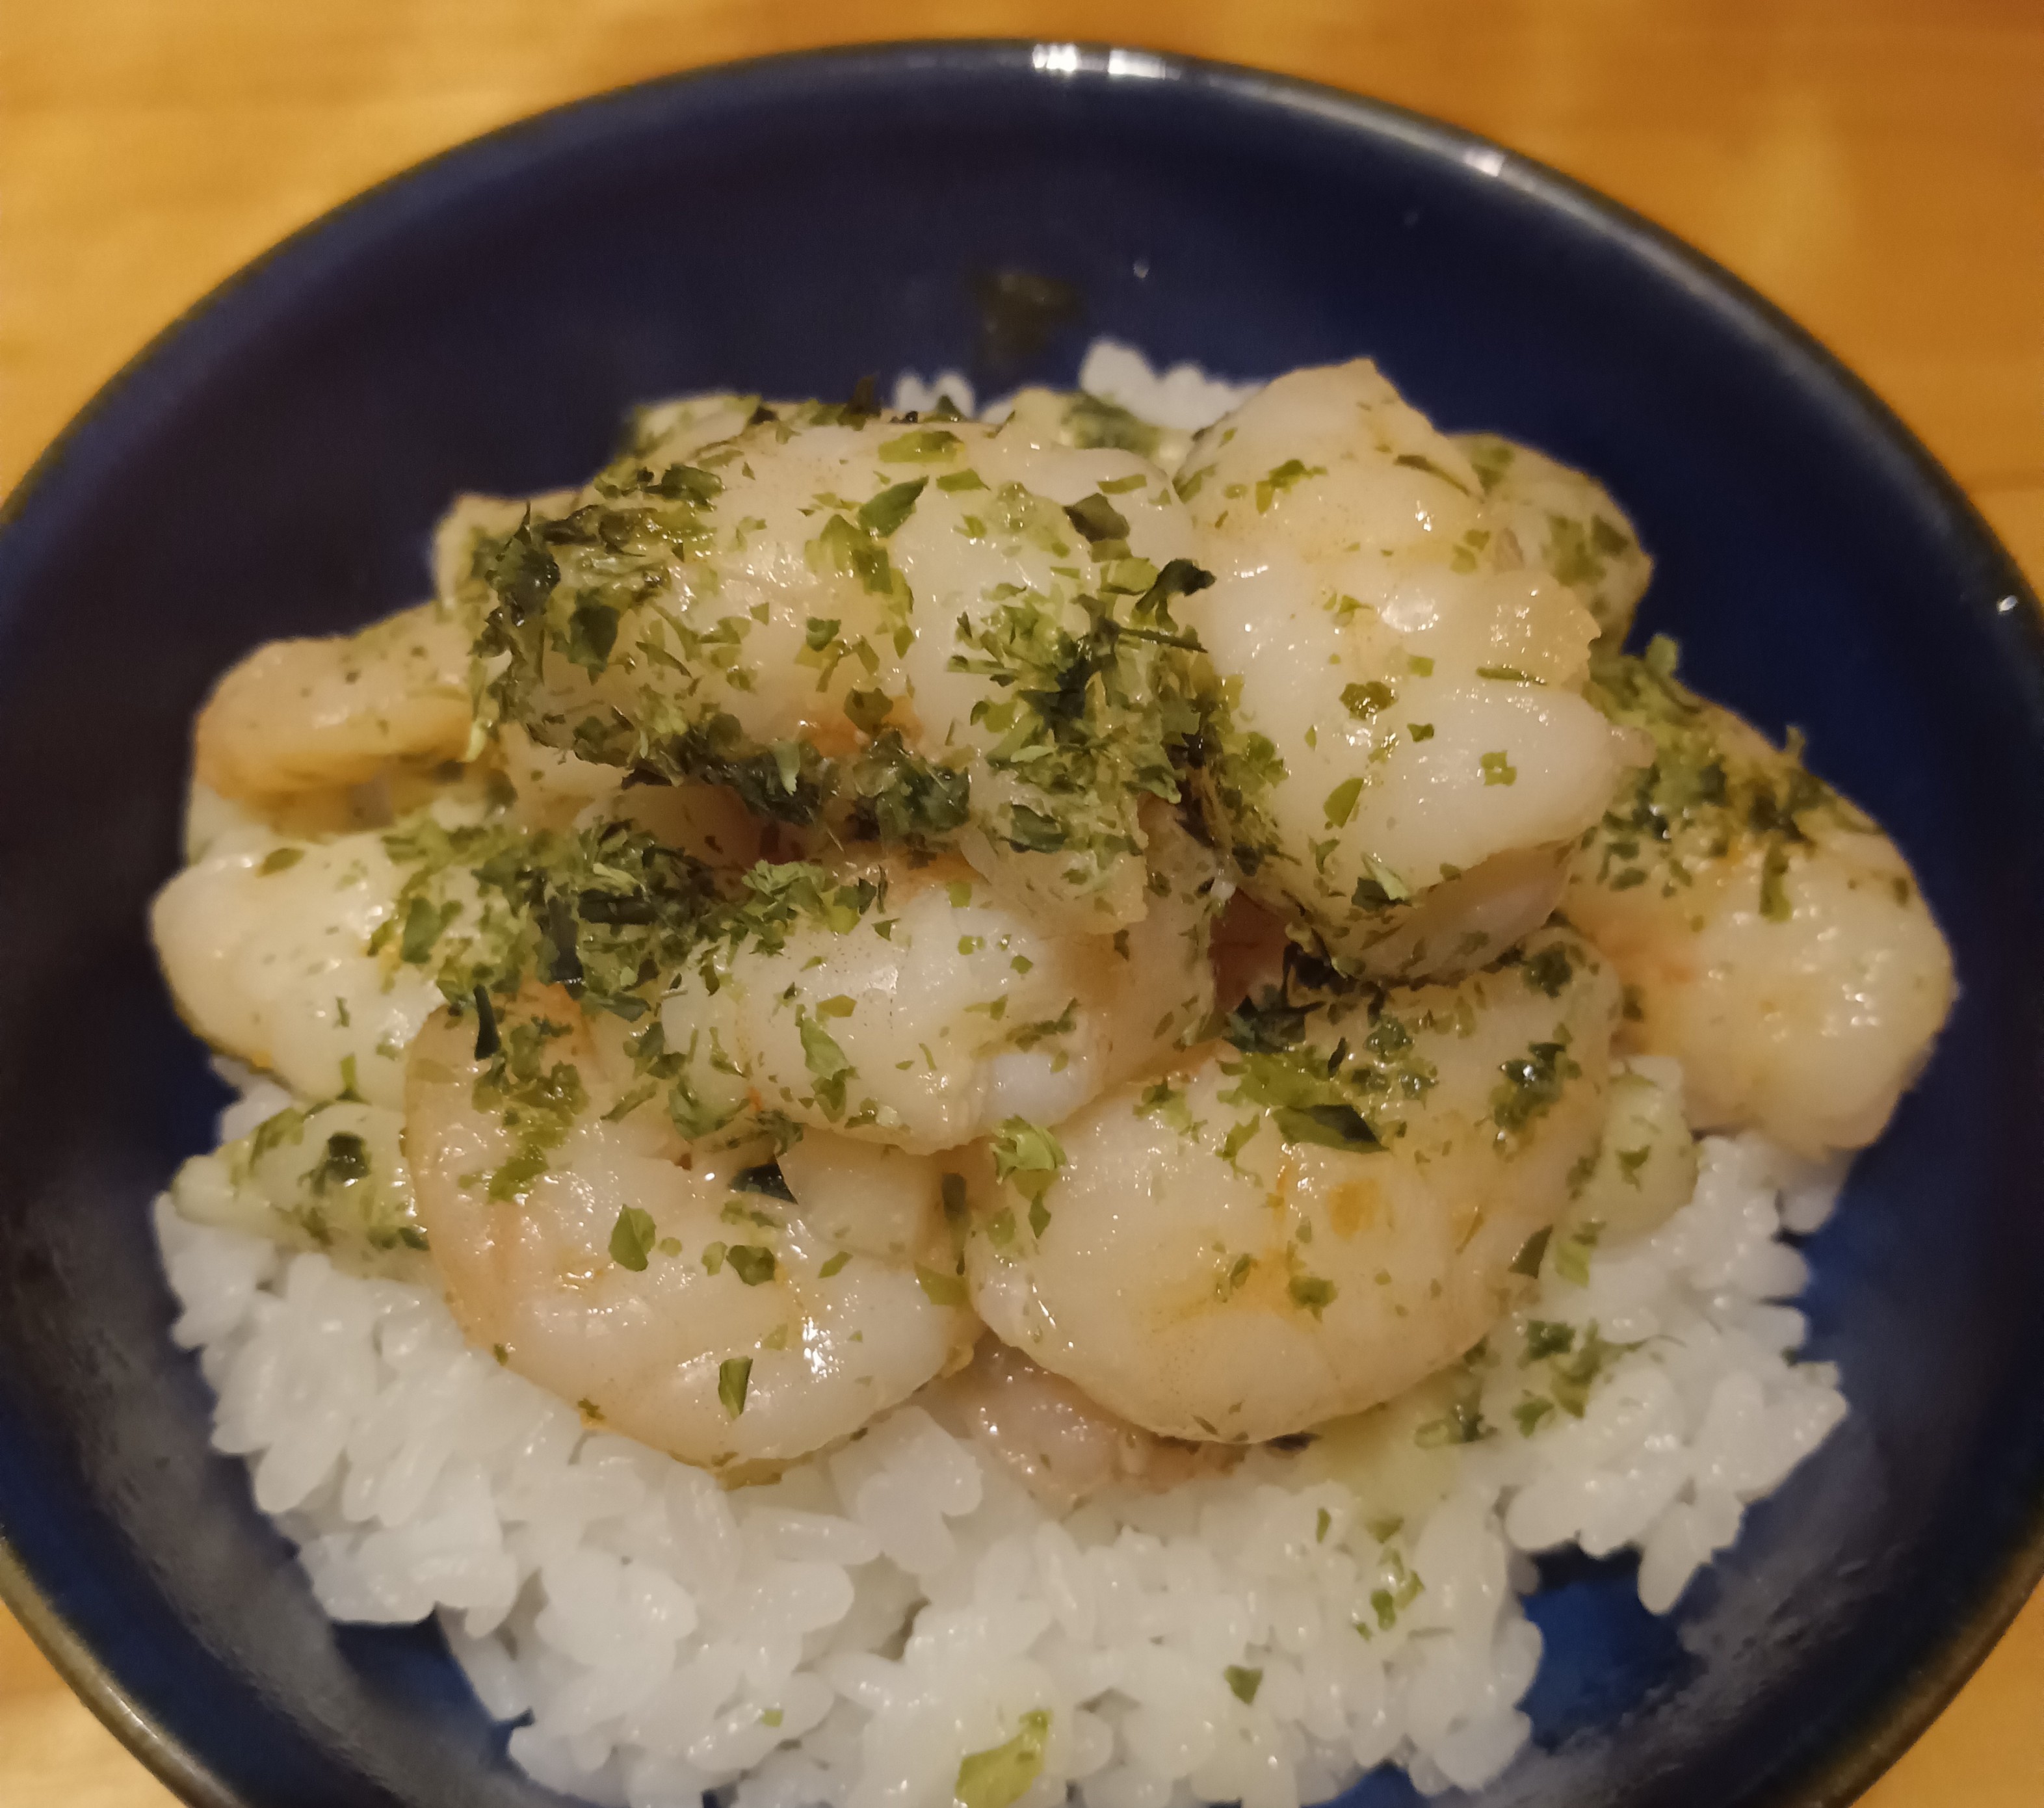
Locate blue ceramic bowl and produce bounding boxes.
[1,40,2040,1808]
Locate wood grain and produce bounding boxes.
[1,3,2039,1804]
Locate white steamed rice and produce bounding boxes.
[154,346,1850,1807]
[157,1074,1845,1808]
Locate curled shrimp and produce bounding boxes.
[194,603,472,802]
[922,1337,1237,1512]
[1567,642,1954,1155]
[1175,361,1643,976]
[192,391,766,813]
[657,807,1224,1155]
[1452,432,1653,642]
[449,403,1203,929]
[155,766,789,1115]
[962,922,1620,1443]
[404,989,975,1469]
[172,1095,429,1281]
[151,818,468,1108]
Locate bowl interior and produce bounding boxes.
[3,42,2042,1808]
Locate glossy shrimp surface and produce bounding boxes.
[404,990,975,1468]
[997,385,1201,477]
[1175,361,1643,976]
[1567,643,1954,1155]
[657,808,1224,1155]
[151,817,465,1108]
[922,1337,1236,1512]
[194,603,473,803]
[188,399,771,813]
[154,764,797,1115]
[172,1094,430,1281]
[449,404,1203,929]
[962,924,1620,1442]
[151,360,1958,1480]
[1451,432,1653,642]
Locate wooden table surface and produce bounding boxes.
[1,3,2039,1804]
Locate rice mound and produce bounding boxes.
[157,1076,1845,1808]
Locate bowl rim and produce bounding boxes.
[1,34,2039,1808]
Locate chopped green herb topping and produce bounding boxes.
[1581,638,1859,908]
[796,1008,856,1120]
[609,1205,657,1271]
[1064,492,1131,544]
[1520,942,1574,998]
[1491,1037,1581,1138]
[1551,1220,1602,1287]
[1341,681,1395,720]
[1255,459,1326,512]
[718,1355,752,1418]
[1393,452,1471,494]
[311,1131,370,1192]
[1064,393,1163,458]
[1414,1398,1489,1447]
[1463,436,1515,496]
[1367,1550,1426,1629]
[1323,776,1365,829]
[1289,1274,1337,1317]
[991,1118,1066,1207]
[878,428,960,462]
[915,1264,968,1307]
[954,1710,1051,1808]
[857,477,928,538]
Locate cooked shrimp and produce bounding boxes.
[193,603,472,802]
[159,763,809,1118]
[1175,361,1642,975]
[657,807,1224,1154]
[621,390,771,467]
[404,989,974,1467]
[1453,432,1653,641]
[185,399,759,814]
[184,778,392,858]
[488,720,784,870]
[1566,641,1954,1155]
[921,1337,1237,1512]
[172,1095,429,1281]
[889,422,1203,928]
[427,391,763,638]
[998,386,1199,475]
[151,819,469,1108]
[1212,910,1696,1248]
[454,403,1203,928]
[962,922,1620,1442]
[1553,1055,1698,1246]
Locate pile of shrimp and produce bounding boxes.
[155,360,1953,1490]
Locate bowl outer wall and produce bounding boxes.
[0,38,2041,1808]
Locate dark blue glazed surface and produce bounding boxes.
[1,41,2039,1808]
